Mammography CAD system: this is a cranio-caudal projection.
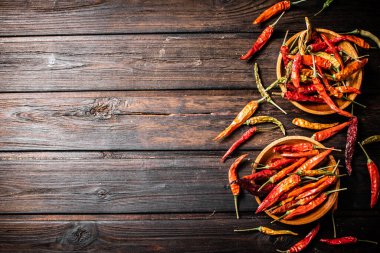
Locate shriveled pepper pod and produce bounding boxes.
[277,223,320,253]
[221,127,257,163]
[246,116,286,135]
[253,0,306,24]
[292,118,339,130]
[234,226,298,236]
[320,236,378,245]
[311,121,351,142]
[228,154,248,219]
[343,29,380,48]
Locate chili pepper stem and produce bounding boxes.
[358,142,371,161]
[276,250,288,253]
[341,29,360,35]
[292,0,307,5]
[332,160,340,174]
[331,212,336,238]
[339,96,367,109]
[270,101,288,114]
[303,176,320,181]
[317,146,342,152]
[325,188,347,195]
[234,227,260,233]
[234,195,240,219]
[258,180,271,192]
[271,211,290,224]
[282,30,289,45]
[270,11,285,27]
[357,239,378,244]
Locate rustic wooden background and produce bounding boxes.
[0,0,379,252]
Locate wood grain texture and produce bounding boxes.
[0,0,380,36]
[0,214,378,253]
[0,150,378,213]
[0,90,377,151]
[0,34,379,92]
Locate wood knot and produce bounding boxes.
[59,222,98,250]
[88,98,120,119]
[96,188,110,200]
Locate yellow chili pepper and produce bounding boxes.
[234,226,298,236]
[292,118,339,130]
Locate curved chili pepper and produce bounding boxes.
[259,158,307,192]
[241,13,285,60]
[214,100,259,141]
[334,85,361,95]
[288,54,333,69]
[344,29,380,48]
[320,236,378,245]
[253,1,307,24]
[234,226,298,236]
[296,149,333,173]
[240,169,275,182]
[358,142,380,208]
[228,154,248,219]
[287,176,330,198]
[291,54,302,88]
[296,175,337,200]
[345,117,358,175]
[324,45,343,55]
[312,121,350,142]
[320,33,344,68]
[283,91,325,103]
[343,35,371,49]
[221,127,257,163]
[315,51,341,71]
[277,224,320,253]
[332,58,368,81]
[245,116,286,135]
[271,192,320,215]
[292,118,339,130]
[257,157,297,170]
[281,150,319,158]
[256,174,301,213]
[361,135,380,146]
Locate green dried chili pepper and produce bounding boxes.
[245,116,286,135]
[304,17,313,44]
[254,63,287,114]
[361,135,380,146]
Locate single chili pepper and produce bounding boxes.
[315,0,334,16]
[268,195,295,212]
[361,135,380,146]
[255,63,287,114]
[281,30,290,66]
[296,149,333,173]
[256,157,297,170]
[256,174,301,213]
[320,236,378,245]
[324,45,343,54]
[343,29,380,48]
[271,192,320,215]
[245,116,286,135]
[228,154,248,219]
[332,58,368,81]
[314,51,340,71]
[342,35,371,49]
[304,17,313,44]
[320,33,344,68]
[300,68,313,77]
[259,158,307,192]
[287,176,330,198]
[292,118,339,130]
[253,0,307,24]
[296,175,337,200]
[281,150,320,158]
[291,54,302,88]
[276,224,320,253]
[284,188,345,220]
[241,12,285,60]
[334,85,361,95]
[345,117,358,175]
[307,36,345,52]
[358,142,380,208]
[296,169,334,177]
[236,178,275,198]
[234,226,298,236]
[311,31,322,44]
[221,127,257,163]
[288,54,332,69]
[282,91,325,103]
[311,121,350,142]
[240,169,275,182]
[274,143,313,153]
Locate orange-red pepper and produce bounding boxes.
[333,58,368,81]
[228,154,248,219]
[296,149,333,173]
[312,121,350,142]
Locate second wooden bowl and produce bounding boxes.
[253,136,340,225]
[276,28,362,115]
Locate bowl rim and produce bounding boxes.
[253,136,340,225]
[276,28,362,115]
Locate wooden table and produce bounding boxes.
[0,1,379,252]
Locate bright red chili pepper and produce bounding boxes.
[291,54,302,88]
[236,178,275,198]
[228,154,248,219]
[296,175,337,200]
[307,36,345,52]
[320,33,344,68]
[273,143,313,153]
[241,12,284,60]
[281,150,319,158]
[296,149,333,173]
[280,30,290,66]
[257,157,297,170]
[358,142,380,208]
[286,83,317,95]
[287,176,329,198]
[312,121,350,142]
[277,224,320,253]
[324,45,343,54]
[333,58,368,81]
[221,127,257,163]
[288,54,333,69]
[240,169,275,182]
[320,236,378,245]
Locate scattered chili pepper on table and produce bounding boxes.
[253,0,306,25]
[228,154,248,219]
[281,30,290,66]
[245,116,286,135]
[343,29,380,48]
[277,224,320,253]
[345,116,358,175]
[358,142,380,208]
[315,0,334,16]
[361,135,380,146]
[292,118,339,130]
[312,121,350,142]
[221,127,257,163]
[234,226,298,236]
[320,236,378,245]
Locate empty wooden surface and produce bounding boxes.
[0,0,379,252]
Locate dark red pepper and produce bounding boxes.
[345,117,358,175]
[277,224,320,253]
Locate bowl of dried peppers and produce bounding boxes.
[276,27,366,116]
[252,136,341,225]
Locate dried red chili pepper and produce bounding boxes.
[259,158,307,192]
[334,86,361,95]
[241,13,285,60]
[320,33,344,68]
[296,175,337,200]
[343,35,371,49]
[274,143,313,153]
[312,121,350,142]
[256,174,301,213]
[358,142,380,208]
[286,83,317,95]
[307,36,345,52]
[345,117,358,175]
[271,192,320,215]
[288,54,333,69]
[343,29,380,48]
[221,127,257,163]
[332,58,368,81]
[241,169,275,182]
[320,236,378,245]
[236,178,275,198]
[228,154,248,219]
[296,149,333,173]
[283,91,325,103]
[276,224,320,253]
[281,150,320,158]
[281,30,290,66]
[287,176,330,198]
[253,0,306,24]
[324,45,343,54]
[291,54,302,88]
[256,157,297,170]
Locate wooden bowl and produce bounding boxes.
[276,28,362,115]
[253,136,340,225]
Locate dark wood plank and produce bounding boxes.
[0,213,378,253]
[0,149,378,213]
[1,34,379,92]
[0,90,377,151]
[0,0,380,36]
